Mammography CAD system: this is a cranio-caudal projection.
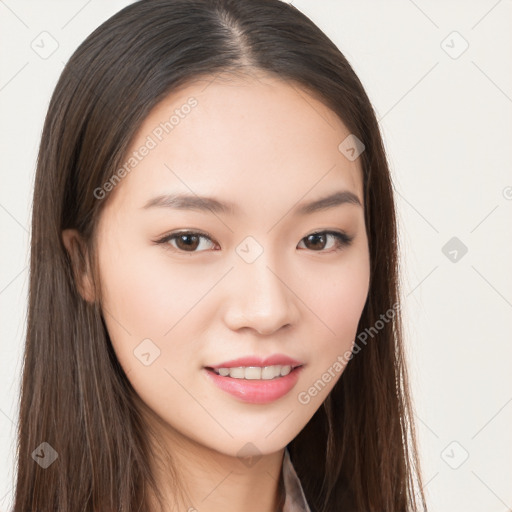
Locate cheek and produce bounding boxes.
[101,246,218,339]
[293,250,370,402]
[97,249,215,425]
[302,250,370,344]
[98,248,215,365]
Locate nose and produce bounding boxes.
[223,255,300,336]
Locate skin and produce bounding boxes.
[63,71,370,512]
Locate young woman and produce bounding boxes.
[14,0,427,510]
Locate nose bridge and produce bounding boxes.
[225,238,298,334]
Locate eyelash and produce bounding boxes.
[154,229,354,254]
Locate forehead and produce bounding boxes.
[104,71,364,216]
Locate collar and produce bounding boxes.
[281,447,312,512]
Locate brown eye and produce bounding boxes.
[174,233,201,251]
[298,231,353,252]
[156,229,352,254]
[157,231,216,253]
[303,233,327,250]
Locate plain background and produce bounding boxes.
[0,1,511,510]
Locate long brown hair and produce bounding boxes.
[14,0,427,510]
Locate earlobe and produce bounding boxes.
[61,229,96,303]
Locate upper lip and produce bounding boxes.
[206,354,303,369]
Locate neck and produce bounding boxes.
[144,411,286,512]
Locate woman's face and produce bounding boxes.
[91,72,370,457]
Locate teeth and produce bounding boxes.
[261,365,277,379]
[212,365,294,380]
[280,365,291,376]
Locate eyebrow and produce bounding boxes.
[142,190,362,216]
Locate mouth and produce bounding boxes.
[205,364,302,380]
[202,363,304,404]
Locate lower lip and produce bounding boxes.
[203,366,303,404]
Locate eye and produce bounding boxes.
[156,230,217,253]
[297,230,353,252]
[155,229,353,254]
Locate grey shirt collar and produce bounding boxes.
[281,447,312,512]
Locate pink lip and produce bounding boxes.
[207,354,303,369]
[203,365,304,404]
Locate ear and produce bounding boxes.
[61,229,96,303]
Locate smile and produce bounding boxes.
[203,365,304,404]
[209,364,299,380]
